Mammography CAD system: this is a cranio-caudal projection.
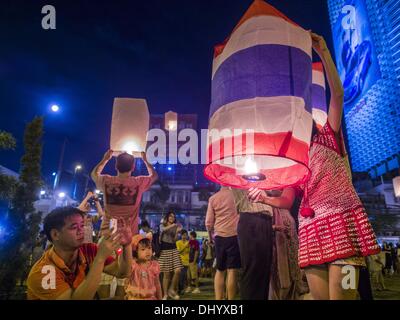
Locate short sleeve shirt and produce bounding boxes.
[125,260,160,300]
[93,175,153,234]
[27,243,114,300]
[189,240,200,263]
[176,240,190,266]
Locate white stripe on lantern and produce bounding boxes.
[312,108,328,128]
[214,155,298,171]
[312,69,326,89]
[208,96,313,146]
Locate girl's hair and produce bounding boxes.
[133,238,152,258]
[162,212,176,226]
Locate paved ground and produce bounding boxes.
[373,273,400,300]
[180,277,218,300]
[3,274,400,300]
[179,274,400,300]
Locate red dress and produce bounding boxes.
[298,121,380,268]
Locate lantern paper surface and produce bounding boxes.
[394,177,400,198]
[110,98,149,155]
[165,111,178,131]
[204,0,313,190]
[312,62,328,128]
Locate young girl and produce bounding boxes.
[248,32,380,300]
[158,212,183,300]
[125,234,162,300]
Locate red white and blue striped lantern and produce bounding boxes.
[312,62,328,129]
[204,0,313,190]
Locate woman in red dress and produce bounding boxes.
[248,32,380,300]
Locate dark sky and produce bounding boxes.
[0,0,332,179]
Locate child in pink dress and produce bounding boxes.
[125,234,162,300]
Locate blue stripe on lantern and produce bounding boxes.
[210,44,312,119]
[311,84,327,112]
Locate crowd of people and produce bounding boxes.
[367,243,400,292]
[25,32,386,300]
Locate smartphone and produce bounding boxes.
[110,218,118,234]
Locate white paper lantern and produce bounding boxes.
[165,111,178,131]
[110,98,149,155]
[394,177,400,198]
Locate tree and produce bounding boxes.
[0,175,17,201]
[0,131,16,150]
[0,117,44,299]
[0,131,18,201]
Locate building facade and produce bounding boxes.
[327,0,400,178]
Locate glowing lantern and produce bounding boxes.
[312,62,328,129]
[204,0,313,190]
[110,98,149,156]
[394,177,400,198]
[165,111,178,131]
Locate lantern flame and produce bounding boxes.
[244,158,258,175]
[122,141,139,155]
[168,120,177,131]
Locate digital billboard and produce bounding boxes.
[332,0,381,114]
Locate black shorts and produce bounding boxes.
[214,235,241,271]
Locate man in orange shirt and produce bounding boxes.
[27,206,132,300]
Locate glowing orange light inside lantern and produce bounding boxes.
[122,141,139,155]
[244,158,258,175]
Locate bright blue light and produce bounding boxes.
[168,167,172,171]
[0,220,8,243]
[52,172,56,176]
[51,105,60,112]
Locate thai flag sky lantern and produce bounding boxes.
[204,0,313,190]
[312,62,328,129]
[110,98,149,156]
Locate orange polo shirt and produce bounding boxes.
[27,243,114,300]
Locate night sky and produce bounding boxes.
[0,0,332,180]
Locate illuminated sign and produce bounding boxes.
[333,0,381,113]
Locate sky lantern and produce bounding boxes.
[204,0,313,190]
[165,111,178,131]
[312,62,328,129]
[110,98,149,156]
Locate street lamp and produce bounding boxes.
[58,192,66,198]
[73,164,83,200]
[51,105,60,113]
[40,190,46,196]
